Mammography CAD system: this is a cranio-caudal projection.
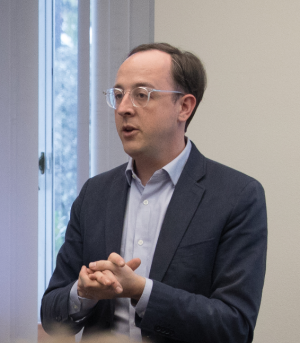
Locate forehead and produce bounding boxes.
[115,50,173,88]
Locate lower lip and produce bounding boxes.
[122,129,138,138]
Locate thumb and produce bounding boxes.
[126,258,141,271]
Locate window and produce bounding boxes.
[53,0,79,263]
[38,0,81,316]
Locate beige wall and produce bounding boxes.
[155,1,300,342]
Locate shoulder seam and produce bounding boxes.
[225,179,259,229]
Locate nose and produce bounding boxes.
[116,92,134,116]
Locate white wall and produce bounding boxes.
[155,1,300,342]
[0,0,39,341]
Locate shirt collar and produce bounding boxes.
[163,138,191,185]
[125,158,135,185]
[125,138,192,186]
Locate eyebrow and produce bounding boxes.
[113,82,156,89]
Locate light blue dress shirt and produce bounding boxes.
[69,139,192,341]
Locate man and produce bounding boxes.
[41,43,267,343]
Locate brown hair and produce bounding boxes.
[128,43,207,130]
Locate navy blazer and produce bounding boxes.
[41,142,267,343]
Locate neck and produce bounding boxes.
[133,138,186,186]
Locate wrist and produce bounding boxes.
[77,286,92,299]
[77,288,84,297]
[131,276,146,301]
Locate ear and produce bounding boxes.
[177,94,196,124]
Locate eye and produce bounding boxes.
[114,90,123,101]
[133,88,148,100]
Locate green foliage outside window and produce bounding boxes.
[53,0,78,262]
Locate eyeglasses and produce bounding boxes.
[103,87,183,109]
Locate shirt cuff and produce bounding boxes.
[134,278,153,318]
[69,280,98,317]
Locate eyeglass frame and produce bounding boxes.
[103,86,184,110]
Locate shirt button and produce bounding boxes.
[138,239,144,246]
[143,200,149,205]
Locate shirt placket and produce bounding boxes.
[132,191,150,277]
[129,181,152,340]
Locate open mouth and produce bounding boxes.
[123,125,137,133]
[124,127,134,132]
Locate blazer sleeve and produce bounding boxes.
[139,180,267,343]
[40,180,96,335]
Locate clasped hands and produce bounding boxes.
[77,253,146,302]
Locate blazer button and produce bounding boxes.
[55,316,62,322]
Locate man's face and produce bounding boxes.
[114,49,182,162]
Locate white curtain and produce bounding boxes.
[0,0,39,342]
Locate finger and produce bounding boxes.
[102,270,123,294]
[108,252,125,267]
[86,268,93,274]
[126,258,141,271]
[78,266,96,298]
[88,271,113,286]
[80,265,89,276]
[89,260,115,271]
[90,271,123,294]
[78,265,91,287]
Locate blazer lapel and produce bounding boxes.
[149,144,206,282]
[105,167,130,257]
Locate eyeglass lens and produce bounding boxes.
[107,88,150,109]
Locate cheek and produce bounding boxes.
[143,117,161,138]
[114,114,122,130]
[154,110,178,132]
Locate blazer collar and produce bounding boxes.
[183,140,206,182]
[149,142,207,281]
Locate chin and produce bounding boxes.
[123,144,145,160]
[122,143,139,157]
